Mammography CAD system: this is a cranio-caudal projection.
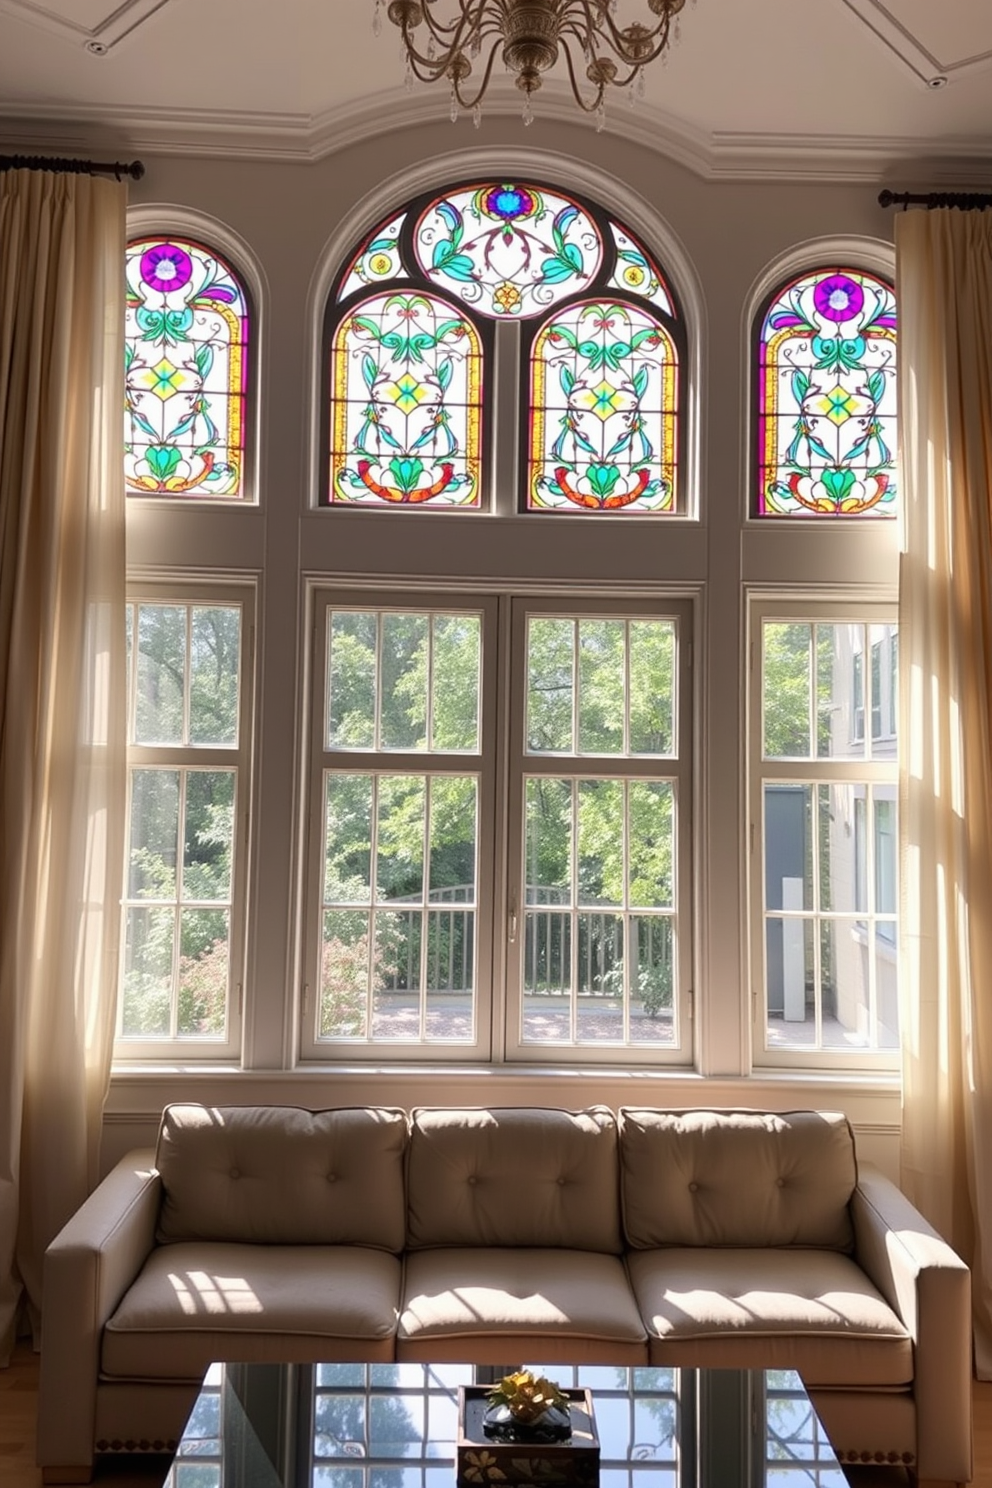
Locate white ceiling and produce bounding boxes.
[1,0,991,179]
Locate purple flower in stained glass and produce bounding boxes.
[140,243,193,294]
[483,186,535,222]
[813,274,864,324]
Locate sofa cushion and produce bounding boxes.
[407,1106,622,1251]
[619,1108,856,1251]
[398,1246,646,1359]
[155,1105,407,1250]
[103,1243,401,1378]
[627,1247,911,1386]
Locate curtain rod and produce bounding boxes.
[0,154,144,181]
[878,189,992,211]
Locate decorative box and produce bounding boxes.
[456,1386,599,1487]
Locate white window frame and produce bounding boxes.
[747,595,899,1074]
[115,578,255,1062]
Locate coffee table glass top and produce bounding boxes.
[164,1362,846,1488]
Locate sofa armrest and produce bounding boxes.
[851,1162,972,1484]
[37,1148,161,1479]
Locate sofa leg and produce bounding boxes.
[41,1468,93,1484]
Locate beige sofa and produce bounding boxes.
[37,1104,972,1484]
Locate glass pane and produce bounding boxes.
[136,605,185,744]
[821,918,870,1050]
[818,783,859,913]
[816,624,865,760]
[428,776,477,899]
[376,775,425,902]
[431,615,481,752]
[764,784,812,910]
[763,623,810,758]
[630,620,675,755]
[756,267,898,519]
[177,908,228,1036]
[607,221,674,313]
[372,909,422,1038]
[875,922,899,1048]
[871,624,899,751]
[320,908,370,1037]
[631,915,675,1041]
[381,614,430,750]
[629,781,674,908]
[425,910,474,1040]
[121,905,174,1036]
[578,780,623,907]
[330,293,482,509]
[125,237,249,500]
[128,769,179,898]
[875,789,897,913]
[523,911,571,1040]
[328,612,377,750]
[189,607,240,745]
[576,912,623,1040]
[526,778,571,903]
[337,210,407,300]
[578,620,625,753]
[183,771,234,900]
[527,618,574,753]
[765,915,814,1044]
[325,774,373,905]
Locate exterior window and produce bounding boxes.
[125,237,251,499]
[303,592,691,1064]
[325,180,684,513]
[118,590,253,1056]
[754,267,897,518]
[751,607,898,1063]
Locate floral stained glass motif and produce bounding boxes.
[337,213,408,301]
[331,291,482,507]
[125,238,249,498]
[606,223,674,315]
[757,268,898,517]
[413,183,604,319]
[529,300,677,512]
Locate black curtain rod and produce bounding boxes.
[879,189,992,211]
[0,153,144,181]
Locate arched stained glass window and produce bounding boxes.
[125,237,250,499]
[327,179,684,512]
[528,300,677,513]
[755,267,897,518]
[331,291,483,508]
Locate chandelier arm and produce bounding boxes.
[562,0,676,65]
[559,37,606,115]
[451,36,505,111]
[400,8,477,70]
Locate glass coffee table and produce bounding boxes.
[163,1361,846,1488]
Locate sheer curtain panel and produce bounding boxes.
[897,205,992,1378]
[0,168,127,1361]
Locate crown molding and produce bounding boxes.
[1,85,990,184]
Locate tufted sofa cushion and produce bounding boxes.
[155,1104,408,1249]
[619,1108,857,1251]
[407,1106,622,1252]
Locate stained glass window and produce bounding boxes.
[125,238,250,499]
[756,267,897,518]
[528,300,677,513]
[330,291,483,508]
[328,180,684,512]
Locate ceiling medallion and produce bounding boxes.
[375,0,689,129]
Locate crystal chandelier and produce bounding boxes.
[375,0,688,127]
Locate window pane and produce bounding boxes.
[578,621,625,753]
[523,911,571,1041]
[121,905,174,1036]
[526,778,572,903]
[816,624,865,760]
[762,623,811,758]
[528,300,677,514]
[128,769,179,899]
[136,605,186,744]
[431,615,480,752]
[321,909,371,1037]
[330,293,482,509]
[376,775,425,901]
[756,268,897,518]
[821,919,870,1051]
[576,912,623,1040]
[629,782,675,909]
[528,619,575,753]
[630,620,675,755]
[764,785,813,911]
[765,915,814,1044]
[632,915,675,1040]
[177,908,229,1037]
[578,780,624,907]
[125,237,249,500]
[190,607,240,745]
[373,909,422,1039]
[183,771,234,900]
[325,774,373,904]
[328,612,378,749]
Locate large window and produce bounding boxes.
[302,593,692,1063]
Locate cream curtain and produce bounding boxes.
[0,168,127,1362]
[897,206,992,1378]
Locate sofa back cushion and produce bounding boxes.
[406,1106,622,1252]
[619,1108,856,1252]
[155,1104,408,1250]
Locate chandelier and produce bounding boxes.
[376,0,688,127]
